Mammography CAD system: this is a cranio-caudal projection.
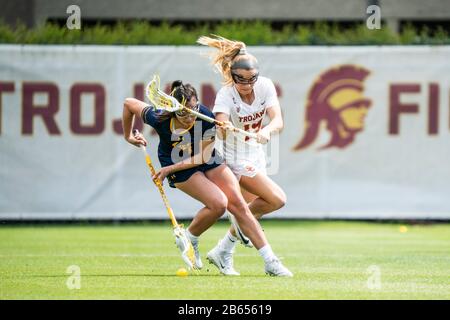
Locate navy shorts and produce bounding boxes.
[167,162,223,188]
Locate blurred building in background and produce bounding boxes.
[2,0,450,32]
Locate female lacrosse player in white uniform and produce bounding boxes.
[198,35,288,272]
[123,80,292,277]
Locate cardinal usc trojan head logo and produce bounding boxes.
[293,65,372,151]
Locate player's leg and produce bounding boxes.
[225,173,285,244]
[240,186,258,204]
[204,164,292,277]
[239,173,287,219]
[238,173,292,276]
[174,171,228,269]
[221,185,257,246]
[237,186,259,237]
[175,171,228,236]
[205,164,266,249]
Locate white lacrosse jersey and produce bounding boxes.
[213,76,279,177]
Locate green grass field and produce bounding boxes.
[0,220,449,300]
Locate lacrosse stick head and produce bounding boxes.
[173,224,197,270]
[145,74,184,113]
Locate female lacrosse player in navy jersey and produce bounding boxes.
[122,80,292,277]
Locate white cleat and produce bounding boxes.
[227,212,253,248]
[173,226,196,270]
[206,244,240,276]
[190,240,203,269]
[264,258,293,277]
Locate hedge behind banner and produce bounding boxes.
[1,21,449,45]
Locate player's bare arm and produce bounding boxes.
[215,112,233,140]
[258,104,283,144]
[122,98,148,147]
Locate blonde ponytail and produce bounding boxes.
[197,35,256,86]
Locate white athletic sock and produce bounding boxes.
[186,229,199,245]
[218,231,238,252]
[258,245,277,264]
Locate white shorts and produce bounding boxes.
[225,155,267,180]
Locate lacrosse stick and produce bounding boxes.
[134,129,197,270]
[145,75,259,139]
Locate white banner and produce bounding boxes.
[0,45,449,220]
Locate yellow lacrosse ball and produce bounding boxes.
[176,268,188,277]
[399,225,408,233]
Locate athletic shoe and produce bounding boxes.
[190,239,203,269]
[173,226,196,270]
[264,258,293,277]
[206,243,240,276]
[227,212,253,248]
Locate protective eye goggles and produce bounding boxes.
[231,72,259,85]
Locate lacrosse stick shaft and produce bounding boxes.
[139,144,178,228]
[182,107,259,139]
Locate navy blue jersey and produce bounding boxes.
[141,104,217,167]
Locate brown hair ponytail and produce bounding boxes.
[197,35,258,86]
